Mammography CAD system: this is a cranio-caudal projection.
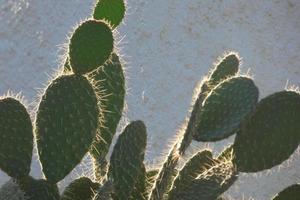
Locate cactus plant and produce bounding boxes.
[1,1,300,200]
[272,184,300,200]
[36,74,99,183]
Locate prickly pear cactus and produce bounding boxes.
[273,184,300,200]
[89,52,125,182]
[1,0,300,199]
[169,150,237,200]
[0,97,33,178]
[93,0,126,28]
[108,121,147,199]
[36,74,99,183]
[69,20,114,74]
[179,52,240,154]
[0,179,27,200]
[233,91,300,172]
[207,52,240,86]
[61,177,100,200]
[13,176,60,200]
[194,76,258,141]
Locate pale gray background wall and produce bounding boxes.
[0,0,300,199]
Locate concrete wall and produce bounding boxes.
[0,0,300,199]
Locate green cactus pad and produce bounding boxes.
[61,177,100,200]
[130,164,147,200]
[233,91,300,172]
[0,179,27,200]
[0,97,33,178]
[69,20,113,74]
[89,53,125,181]
[179,53,239,154]
[94,181,113,200]
[208,53,239,86]
[149,144,179,200]
[36,74,99,183]
[194,77,258,142]
[144,169,159,199]
[172,150,214,190]
[17,176,60,200]
[169,150,213,199]
[93,0,126,28]
[108,121,147,199]
[168,151,237,200]
[273,184,300,200]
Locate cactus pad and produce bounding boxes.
[61,177,100,200]
[36,74,99,183]
[130,164,147,200]
[169,150,237,200]
[108,121,147,199]
[170,150,214,198]
[89,53,125,181]
[194,77,258,141]
[273,184,300,200]
[233,91,300,172]
[0,97,33,178]
[69,20,113,74]
[149,144,179,200]
[0,179,27,200]
[179,53,239,154]
[16,176,60,200]
[93,0,126,28]
[208,53,239,86]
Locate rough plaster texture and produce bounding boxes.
[0,0,300,199]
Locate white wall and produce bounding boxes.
[0,0,300,199]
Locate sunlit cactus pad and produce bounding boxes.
[36,74,99,183]
[194,77,259,141]
[93,0,126,28]
[0,97,33,178]
[69,20,114,74]
[233,91,300,172]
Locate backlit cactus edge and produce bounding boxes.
[0,0,300,200]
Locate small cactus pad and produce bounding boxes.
[149,144,179,200]
[108,121,147,199]
[93,0,126,28]
[130,164,147,200]
[145,169,159,199]
[69,20,113,74]
[36,74,99,183]
[273,184,300,200]
[61,177,100,200]
[168,151,237,200]
[233,91,300,172]
[179,53,239,155]
[89,53,125,181]
[0,179,27,200]
[172,150,214,190]
[16,176,60,200]
[208,53,239,86]
[94,181,113,200]
[169,150,213,199]
[194,77,258,141]
[0,97,33,178]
